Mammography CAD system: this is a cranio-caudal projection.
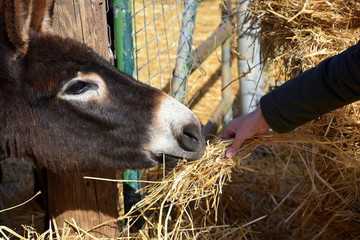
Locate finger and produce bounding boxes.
[221,129,234,139]
[225,135,245,158]
[221,123,236,139]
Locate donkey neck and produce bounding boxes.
[0,88,33,159]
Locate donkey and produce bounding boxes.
[0,0,205,172]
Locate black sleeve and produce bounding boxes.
[260,42,360,133]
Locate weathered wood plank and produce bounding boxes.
[52,0,110,60]
[47,171,119,237]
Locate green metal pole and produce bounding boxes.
[113,0,142,229]
[113,0,134,75]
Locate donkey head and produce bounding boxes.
[0,0,205,171]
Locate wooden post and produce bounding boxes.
[49,0,119,237]
[47,171,119,237]
[52,0,110,59]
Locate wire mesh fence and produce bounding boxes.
[133,0,184,90]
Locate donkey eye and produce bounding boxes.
[64,81,96,95]
[57,74,107,102]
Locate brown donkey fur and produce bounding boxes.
[0,0,205,172]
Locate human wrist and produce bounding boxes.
[253,107,270,134]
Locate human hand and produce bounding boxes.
[221,107,270,158]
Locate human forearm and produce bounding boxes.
[261,43,360,133]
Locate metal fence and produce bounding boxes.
[133,0,184,90]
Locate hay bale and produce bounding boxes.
[247,0,360,80]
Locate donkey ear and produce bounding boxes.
[30,0,55,32]
[4,0,33,58]
[4,0,54,59]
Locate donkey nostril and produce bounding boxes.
[183,129,198,141]
[178,124,201,152]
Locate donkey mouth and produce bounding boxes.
[155,153,184,170]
